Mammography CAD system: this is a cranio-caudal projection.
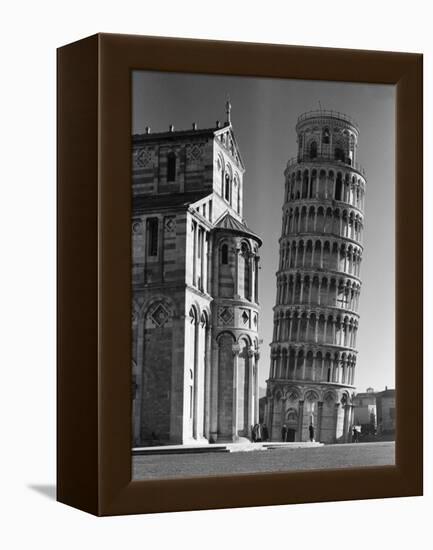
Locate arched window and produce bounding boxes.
[234,176,241,213]
[224,173,230,202]
[334,147,345,162]
[221,243,228,264]
[322,128,330,144]
[218,156,224,194]
[335,173,343,201]
[302,171,309,198]
[241,243,250,299]
[310,141,317,159]
[147,217,158,256]
[189,369,194,419]
[298,135,303,161]
[167,152,176,182]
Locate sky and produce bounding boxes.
[132,71,396,394]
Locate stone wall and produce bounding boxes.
[131,124,261,447]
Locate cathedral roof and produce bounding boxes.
[133,126,222,142]
[213,211,262,245]
[133,191,210,214]
[133,122,245,170]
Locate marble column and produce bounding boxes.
[202,230,208,293]
[255,256,260,302]
[206,233,213,295]
[254,352,260,424]
[317,401,324,442]
[249,253,254,301]
[231,344,240,441]
[234,245,240,298]
[333,402,341,443]
[247,349,255,437]
[192,319,199,439]
[209,341,219,442]
[192,221,197,286]
[203,324,212,440]
[297,400,305,441]
[343,403,350,443]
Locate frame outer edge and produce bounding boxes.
[57,33,100,515]
[61,33,423,516]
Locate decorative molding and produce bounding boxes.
[147,302,171,328]
[232,343,241,356]
[132,220,143,235]
[218,306,234,325]
[134,147,153,168]
[186,143,204,161]
[164,216,176,233]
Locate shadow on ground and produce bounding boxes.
[27,484,56,500]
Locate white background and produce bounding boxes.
[0,1,431,547]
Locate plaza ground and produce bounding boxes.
[133,440,395,480]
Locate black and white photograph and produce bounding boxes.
[2,0,428,542]
[130,71,396,480]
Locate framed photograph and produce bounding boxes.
[57,33,422,516]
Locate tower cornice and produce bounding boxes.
[272,303,361,319]
[281,198,365,220]
[284,157,366,178]
[275,267,362,284]
[278,233,364,251]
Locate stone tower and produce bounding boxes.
[265,110,366,444]
[132,106,261,447]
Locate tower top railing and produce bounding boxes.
[285,155,366,176]
[296,110,359,131]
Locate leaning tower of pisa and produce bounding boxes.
[265,110,366,444]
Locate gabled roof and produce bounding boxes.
[214,125,245,171]
[213,211,262,245]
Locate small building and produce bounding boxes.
[352,387,377,435]
[376,387,396,436]
[352,386,395,439]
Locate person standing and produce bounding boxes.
[281,424,288,442]
[255,423,262,442]
[262,423,269,442]
[309,424,315,442]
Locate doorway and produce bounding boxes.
[287,428,296,442]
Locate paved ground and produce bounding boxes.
[133,441,395,480]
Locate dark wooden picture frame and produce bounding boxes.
[57,33,422,516]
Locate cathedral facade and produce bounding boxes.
[265,110,366,444]
[131,105,262,446]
